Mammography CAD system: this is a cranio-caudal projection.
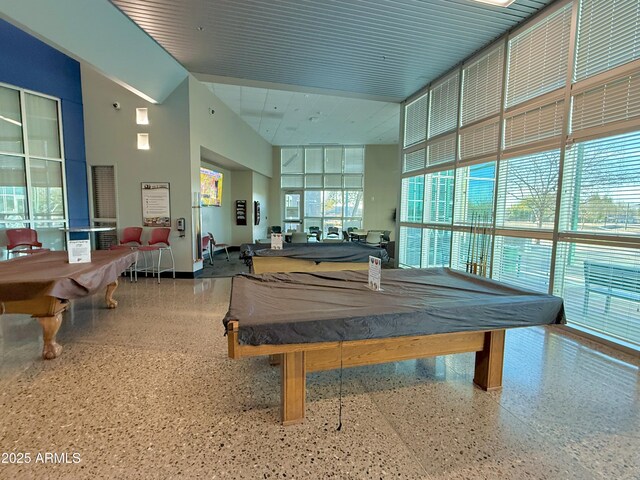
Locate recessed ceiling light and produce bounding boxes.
[471,0,515,6]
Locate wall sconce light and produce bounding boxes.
[137,133,150,150]
[136,107,149,125]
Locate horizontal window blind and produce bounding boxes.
[461,44,505,126]
[305,175,322,188]
[421,228,451,268]
[343,175,363,188]
[427,133,456,167]
[571,70,640,136]
[305,148,323,173]
[554,242,640,347]
[459,118,500,162]
[400,175,425,223]
[403,148,426,173]
[496,150,560,230]
[454,162,496,225]
[0,86,23,154]
[324,174,342,188]
[575,0,640,81]
[324,148,343,173]
[344,147,364,173]
[428,72,460,139]
[399,226,422,268]
[91,165,116,219]
[559,131,640,236]
[492,236,553,292]
[506,2,573,108]
[281,148,303,174]
[424,170,454,224]
[504,99,565,151]
[404,94,428,147]
[281,175,303,188]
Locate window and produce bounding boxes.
[454,162,496,225]
[0,84,66,249]
[560,132,640,236]
[554,242,640,347]
[428,72,460,139]
[575,0,640,81]
[421,228,451,268]
[424,170,454,224]
[461,44,504,126]
[404,94,428,147]
[283,146,364,236]
[399,226,422,268]
[492,236,553,292]
[496,150,560,230]
[505,3,573,108]
[400,175,424,223]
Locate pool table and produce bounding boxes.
[224,268,565,425]
[0,249,137,360]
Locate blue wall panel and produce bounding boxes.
[0,18,88,227]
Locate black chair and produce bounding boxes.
[309,226,321,241]
[270,225,282,234]
[327,226,339,237]
[342,230,350,241]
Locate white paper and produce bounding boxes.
[367,255,382,291]
[68,240,92,263]
[271,233,283,250]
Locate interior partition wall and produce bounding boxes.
[399,0,640,350]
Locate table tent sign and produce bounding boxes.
[271,233,283,250]
[368,255,382,291]
[68,240,91,263]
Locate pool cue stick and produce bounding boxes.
[469,212,476,274]
[337,341,344,431]
[466,212,474,273]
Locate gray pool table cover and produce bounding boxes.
[223,268,566,346]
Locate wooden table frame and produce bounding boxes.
[227,320,505,425]
[251,256,369,274]
[1,280,119,360]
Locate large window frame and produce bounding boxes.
[399,0,640,350]
[0,82,68,251]
[281,146,364,236]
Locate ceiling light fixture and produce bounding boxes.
[470,0,515,6]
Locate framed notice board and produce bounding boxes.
[142,182,171,227]
[236,200,247,225]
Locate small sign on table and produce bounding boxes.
[68,240,91,263]
[271,233,283,250]
[368,255,382,291]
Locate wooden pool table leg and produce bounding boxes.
[269,354,282,366]
[281,351,306,425]
[37,313,63,360]
[473,330,505,391]
[105,280,118,308]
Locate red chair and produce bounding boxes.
[138,228,175,283]
[202,234,213,265]
[209,232,229,265]
[6,228,50,255]
[109,227,143,281]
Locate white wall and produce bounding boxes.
[252,171,270,241]
[81,65,194,272]
[363,145,399,237]
[269,145,399,238]
[230,171,254,245]
[200,162,232,245]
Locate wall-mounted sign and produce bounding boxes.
[236,200,247,226]
[142,182,171,227]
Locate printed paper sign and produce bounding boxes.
[68,240,91,263]
[368,255,382,291]
[271,233,283,250]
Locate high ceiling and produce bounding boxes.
[109,0,554,145]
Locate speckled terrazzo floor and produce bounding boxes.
[0,277,638,479]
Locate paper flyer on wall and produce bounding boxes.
[367,255,382,291]
[271,233,283,250]
[68,240,92,263]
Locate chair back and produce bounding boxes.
[120,227,143,245]
[148,227,171,246]
[270,225,282,234]
[207,232,220,246]
[7,228,42,250]
[327,227,339,235]
[342,230,349,241]
[382,230,391,242]
[291,232,308,243]
[365,231,382,245]
[202,235,210,250]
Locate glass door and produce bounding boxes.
[283,191,302,233]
